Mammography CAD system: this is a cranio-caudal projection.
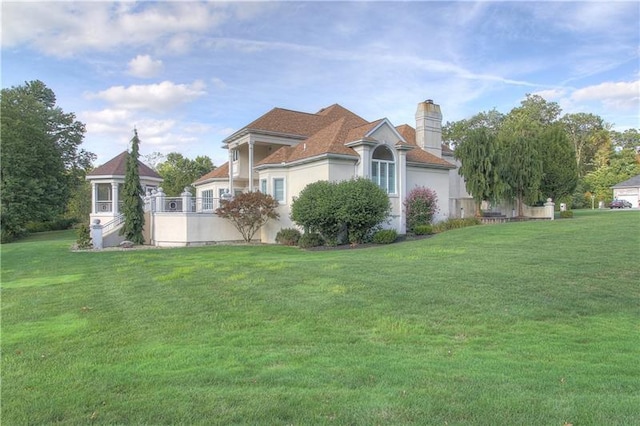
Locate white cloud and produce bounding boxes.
[532,89,567,102]
[87,80,207,112]
[1,2,278,57]
[79,109,133,134]
[127,55,163,78]
[571,80,640,111]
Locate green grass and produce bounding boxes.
[2,210,639,425]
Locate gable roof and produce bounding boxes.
[611,174,640,188]
[87,151,162,179]
[215,103,454,176]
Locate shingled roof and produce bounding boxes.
[87,151,162,179]
[194,162,229,185]
[215,103,454,177]
[611,174,640,188]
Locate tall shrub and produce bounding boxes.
[291,178,390,245]
[337,178,390,244]
[404,186,439,232]
[119,129,145,244]
[290,180,343,245]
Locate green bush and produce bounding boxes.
[291,178,390,245]
[275,228,301,246]
[372,229,397,244]
[298,232,324,248]
[76,223,93,249]
[432,217,481,233]
[290,181,343,245]
[413,224,433,235]
[559,210,574,219]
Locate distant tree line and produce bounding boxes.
[444,94,640,215]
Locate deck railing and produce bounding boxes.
[146,196,224,214]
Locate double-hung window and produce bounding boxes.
[202,189,214,211]
[260,179,267,194]
[273,178,285,202]
[371,145,396,194]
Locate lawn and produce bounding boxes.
[1,210,639,425]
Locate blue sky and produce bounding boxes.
[2,1,639,167]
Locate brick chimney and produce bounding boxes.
[415,99,442,158]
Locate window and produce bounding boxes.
[260,179,267,193]
[97,183,112,201]
[273,178,285,202]
[96,183,112,212]
[232,149,239,161]
[371,145,396,194]
[202,189,214,211]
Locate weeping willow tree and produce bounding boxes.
[454,127,504,217]
[119,129,145,244]
[498,117,544,217]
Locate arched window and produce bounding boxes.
[371,145,396,194]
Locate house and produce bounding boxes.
[611,174,640,208]
[193,100,467,244]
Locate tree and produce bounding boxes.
[498,111,544,217]
[539,123,578,203]
[610,129,640,152]
[119,129,145,244]
[215,191,279,242]
[454,127,504,216]
[1,80,94,242]
[156,153,215,196]
[443,109,504,148]
[142,152,166,171]
[560,113,611,177]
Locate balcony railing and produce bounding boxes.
[146,197,224,214]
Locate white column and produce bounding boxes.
[228,147,234,193]
[111,182,118,214]
[397,150,408,234]
[91,182,97,214]
[248,140,254,192]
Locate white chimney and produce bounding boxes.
[415,99,442,158]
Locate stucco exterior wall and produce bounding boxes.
[150,213,245,247]
[406,166,451,222]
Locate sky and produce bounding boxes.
[2,1,639,168]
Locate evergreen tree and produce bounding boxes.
[119,129,145,244]
[539,124,578,203]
